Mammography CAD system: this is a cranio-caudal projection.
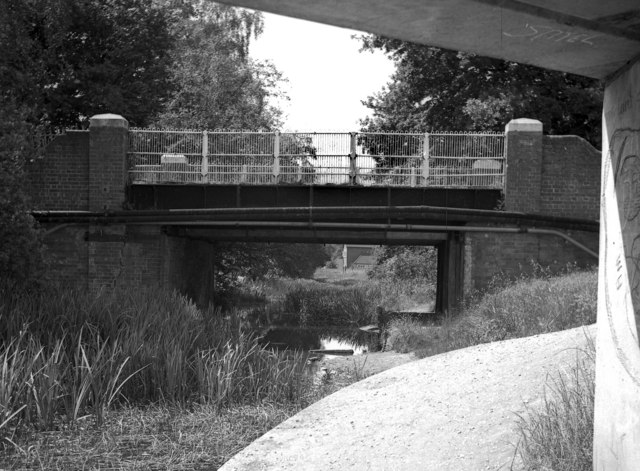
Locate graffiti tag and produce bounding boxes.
[503,24,600,46]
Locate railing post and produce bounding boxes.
[201,130,208,182]
[273,131,280,184]
[349,132,358,185]
[422,132,430,186]
[241,164,248,183]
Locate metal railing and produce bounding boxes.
[128,129,505,189]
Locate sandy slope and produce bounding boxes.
[219,325,595,471]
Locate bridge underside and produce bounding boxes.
[217,0,640,80]
[162,224,463,313]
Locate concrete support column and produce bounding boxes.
[504,118,543,213]
[89,113,128,211]
[594,59,640,469]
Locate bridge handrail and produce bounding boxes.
[127,128,506,189]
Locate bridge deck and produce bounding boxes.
[127,184,503,211]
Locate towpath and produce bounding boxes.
[219,325,595,471]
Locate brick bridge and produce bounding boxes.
[29,114,600,310]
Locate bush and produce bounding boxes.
[368,246,437,285]
[324,259,337,269]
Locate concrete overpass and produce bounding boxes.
[211,0,640,468]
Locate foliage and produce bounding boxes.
[0,0,177,286]
[359,36,603,147]
[389,268,598,359]
[156,1,285,130]
[0,101,45,287]
[0,284,310,440]
[368,246,437,285]
[213,243,330,306]
[281,283,380,327]
[1,0,175,129]
[517,338,595,471]
[0,402,302,470]
[252,275,435,330]
[386,316,436,353]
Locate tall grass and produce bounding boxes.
[282,283,379,327]
[516,336,595,470]
[385,269,597,358]
[250,277,436,329]
[0,283,310,446]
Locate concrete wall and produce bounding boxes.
[593,58,640,470]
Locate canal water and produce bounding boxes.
[260,326,377,356]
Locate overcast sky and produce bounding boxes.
[249,12,395,131]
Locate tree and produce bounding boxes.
[2,0,175,129]
[359,36,603,148]
[211,242,329,306]
[156,2,285,130]
[0,101,46,287]
[368,246,437,285]
[0,0,177,286]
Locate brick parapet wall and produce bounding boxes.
[27,131,90,210]
[504,119,601,220]
[540,136,601,220]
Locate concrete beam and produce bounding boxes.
[219,0,640,79]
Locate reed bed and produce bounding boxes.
[0,283,310,448]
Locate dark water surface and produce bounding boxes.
[261,326,377,356]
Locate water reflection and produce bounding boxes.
[260,325,379,354]
[320,337,367,356]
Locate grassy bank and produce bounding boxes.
[386,269,597,357]
[1,268,597,469]
[383,268,597,471]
